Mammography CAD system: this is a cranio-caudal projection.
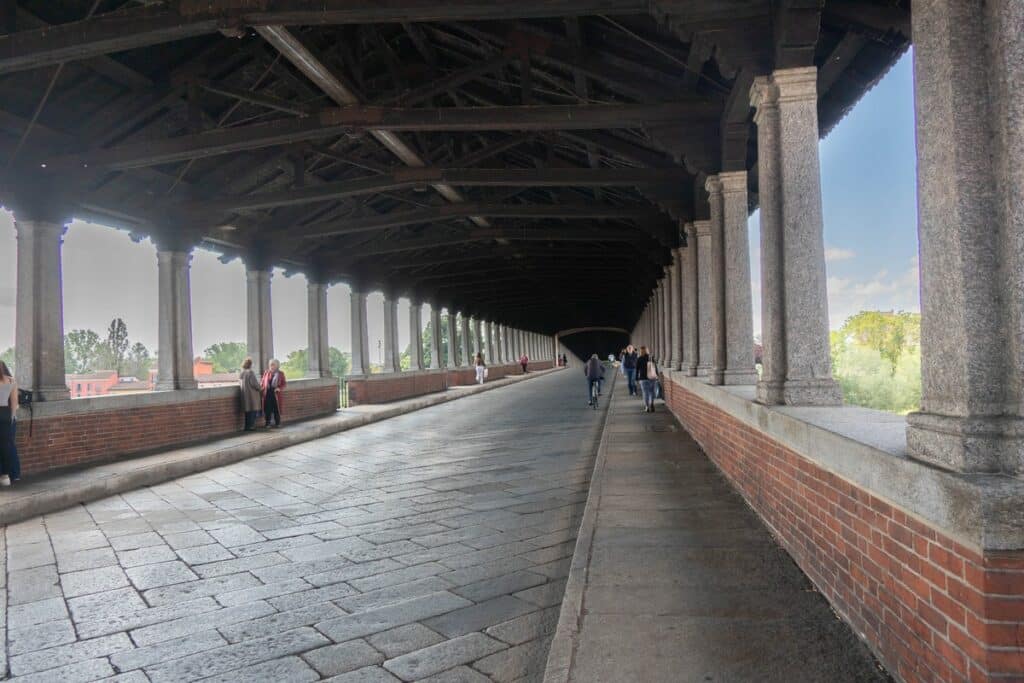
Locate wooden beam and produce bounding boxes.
[193,167,691,212]
[296,203,668,238]
[0,0,647,75]
[43,103,715,170]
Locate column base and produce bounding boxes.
[695,364,712,381]
[780,378,843,406]
[684,363,698,377]
[34,385,71,401]
[906,412,1024,474]
[720,368,759,386]
[154,379,198,391]
[756,380,785,405]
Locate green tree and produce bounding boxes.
[106,318,130,375]
[329,347,351,377]
[126,342,153,380]
[64,329,104,374]
[412,314,451,369]
[280,348,307,378]
[0,347,14,373]
[840,311,920,376]
[203,342,248,373]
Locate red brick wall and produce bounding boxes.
[663,377,1024,683]
[16,381,339,476]
[347,363,546,405]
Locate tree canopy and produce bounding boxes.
[203,342,247,374]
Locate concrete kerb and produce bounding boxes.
[0,366,564,526]
[543,372,617,683]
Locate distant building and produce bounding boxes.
[66,371,119,398]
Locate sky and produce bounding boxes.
[0,52,919,355]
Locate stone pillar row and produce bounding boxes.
[10,207,555,399]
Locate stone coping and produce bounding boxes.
[19,376,340,419]
[668,371,1024,552]
[0,367,563,526]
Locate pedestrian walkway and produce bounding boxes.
[2,370,603,682]
[0,368,562,527]
[546,380,889,682]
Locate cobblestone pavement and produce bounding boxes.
[1,370,604,682]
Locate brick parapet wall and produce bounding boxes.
[15,379,339,476]
[663,376,1024,683]
[346,362,553,406]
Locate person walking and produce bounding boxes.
[621,345,639,397]
[584,354,604,406]
[239,358,263,431]
[636,346,657,413]
[0,361,19,486]
[475,352,487,384]
[261,358,286,428]
[519,353,529,373]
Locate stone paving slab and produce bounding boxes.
[0,368,563,526]
[543,380,891,683]
[2,368,601,681]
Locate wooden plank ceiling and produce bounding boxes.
[0,0,910,332]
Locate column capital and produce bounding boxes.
[704,174,723,196]
[694,219,712,236]
[749,76,779,116]
[718,170,748,194]
[773,66,818,103]
[6,174,74,226]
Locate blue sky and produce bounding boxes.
[0,52,919,354]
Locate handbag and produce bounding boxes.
[646,361,658,381]
[17,388,33,437]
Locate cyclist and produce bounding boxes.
[584,354,605,407]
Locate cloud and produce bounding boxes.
[825,246,857,262]
[826,256,920,329]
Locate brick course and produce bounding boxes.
[663,377,1024,683]
[346,362,553,406]
[15,381,339,476]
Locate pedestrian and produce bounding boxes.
[475,352,487,384]
[636,346,657,412]
[621,344,639,396]
[239,357,263,431]
[519,353,529,373]
[584,354,604,406]
[261,358,286,428]
[0,361,19,486]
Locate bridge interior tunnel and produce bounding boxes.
[560,330,630,363]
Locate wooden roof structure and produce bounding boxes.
[0,0,910,332]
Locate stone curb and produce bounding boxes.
[0,367,564,526]
[542,373,617,683]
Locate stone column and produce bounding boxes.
[349,287,370,376]
[460,314,473,367]
[706,176,728,385]
[683,225,700,376]
[306,280,330,378]
[409,301,425,371]
[905,0,1024,473]
[669,249,683,370]
[445,309,459,368]
[719,171,758,384]
[471,318,483,361]
[154,248,198,390]
[429,306,443,369]
[503,326,512,364]
[13,214,71,400]
[750,68,841,405]
[382,294,401,373]
[695,220,714,378]
[245,264,273,376]
[485,322,496,364]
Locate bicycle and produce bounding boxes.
[589,379,600,409]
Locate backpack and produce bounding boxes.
[646,361,658,381]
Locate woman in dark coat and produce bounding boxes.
[239,357,263,431]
